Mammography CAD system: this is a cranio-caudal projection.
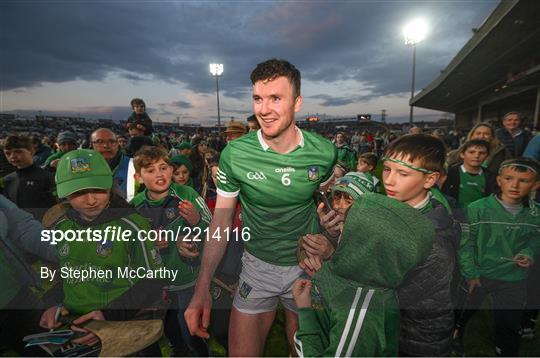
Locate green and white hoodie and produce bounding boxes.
[294,193,435,357]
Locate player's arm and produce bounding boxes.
[185,193,237,338]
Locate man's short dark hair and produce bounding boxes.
[4,135,33,151]
[460,139,491,155]
[384,134,446,173]
[250,59,301,97]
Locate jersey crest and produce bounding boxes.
[307,166,320,181]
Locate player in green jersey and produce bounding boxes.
[40,149,164,351]
[185,59,337,356]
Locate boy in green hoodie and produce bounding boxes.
[292,193,435,356]
[454,157,540,356]
[131,145,212,356]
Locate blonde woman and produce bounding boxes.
[447,122,510,173]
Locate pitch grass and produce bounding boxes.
[205,307,540,357]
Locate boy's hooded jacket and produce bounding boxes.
[294,193,435,357]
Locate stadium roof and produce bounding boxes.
[411,0,540,113]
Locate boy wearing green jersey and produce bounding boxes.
[40,149,164,350]
[185,59,337,356]
[131,146,211,356]
[454,158,540,356]
[442,139,496,208]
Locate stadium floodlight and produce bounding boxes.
[209,63,224,130]
[403,19,428,124]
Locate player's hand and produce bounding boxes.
[176,240,200,259]
[300,255,322,277]
[184,285,212,338]
[514,254,532,268]
[39,305,67,329]
[467,279,481,294]
[302,234,334,260]
[317,203,344,237]
[179,200,201,226]
[71,310,104,346]
[292,279,313,309]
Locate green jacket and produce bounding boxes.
[459,194,540,282]
[295,194,434,357]
[43,151,65,168]
[336,144,357,172]
[131,183,211,289]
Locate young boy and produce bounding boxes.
[292,193,435,356]
[170,154,194,187]
[40,149,164,353]
[454,157,540,357]
[442,139,496,208]
[130,146,212,356]
[298,172,378,273]
[356,152,380,192]
[382,134,460,356]
[2,135,56,220]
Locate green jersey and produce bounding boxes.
[459,195,540,282]
[132,183,212,289]
[217,128,337,266]
[458,166,486,208]
[53,211,162,315]
[336,144,357,171]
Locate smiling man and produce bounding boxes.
[90,128,136,201]
[185,59,336,356]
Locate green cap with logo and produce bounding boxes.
[55,149,113,198]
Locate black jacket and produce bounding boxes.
[397,198,461,356]
[2,163,56,221]
[496,128,530,157]
[442,164,496,205]
[126,112,153,135]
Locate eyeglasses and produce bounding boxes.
[92,139,117,146]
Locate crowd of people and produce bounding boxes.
[0,58,539,357]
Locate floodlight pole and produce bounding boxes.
[215,75,221,131]
[409,44,416,125]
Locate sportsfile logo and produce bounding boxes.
[246,171,267,180]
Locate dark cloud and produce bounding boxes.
[1,1,498,105]
[309,94,378,107]
[170,101,193,109]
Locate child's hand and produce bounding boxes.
[176,239,200,259]
[179,200,201,226]
[292,279,313,309]
[302,234,334,260]
[299,255,322,277]
[71,310,104,346]
[514,255,532,268]
[467,278,481,294]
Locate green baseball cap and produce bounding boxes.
[55,149,113,198]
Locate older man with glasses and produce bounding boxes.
[91,128,137,201]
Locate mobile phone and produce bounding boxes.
[315,191,332,214]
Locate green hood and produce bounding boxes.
[316,193,434,291]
